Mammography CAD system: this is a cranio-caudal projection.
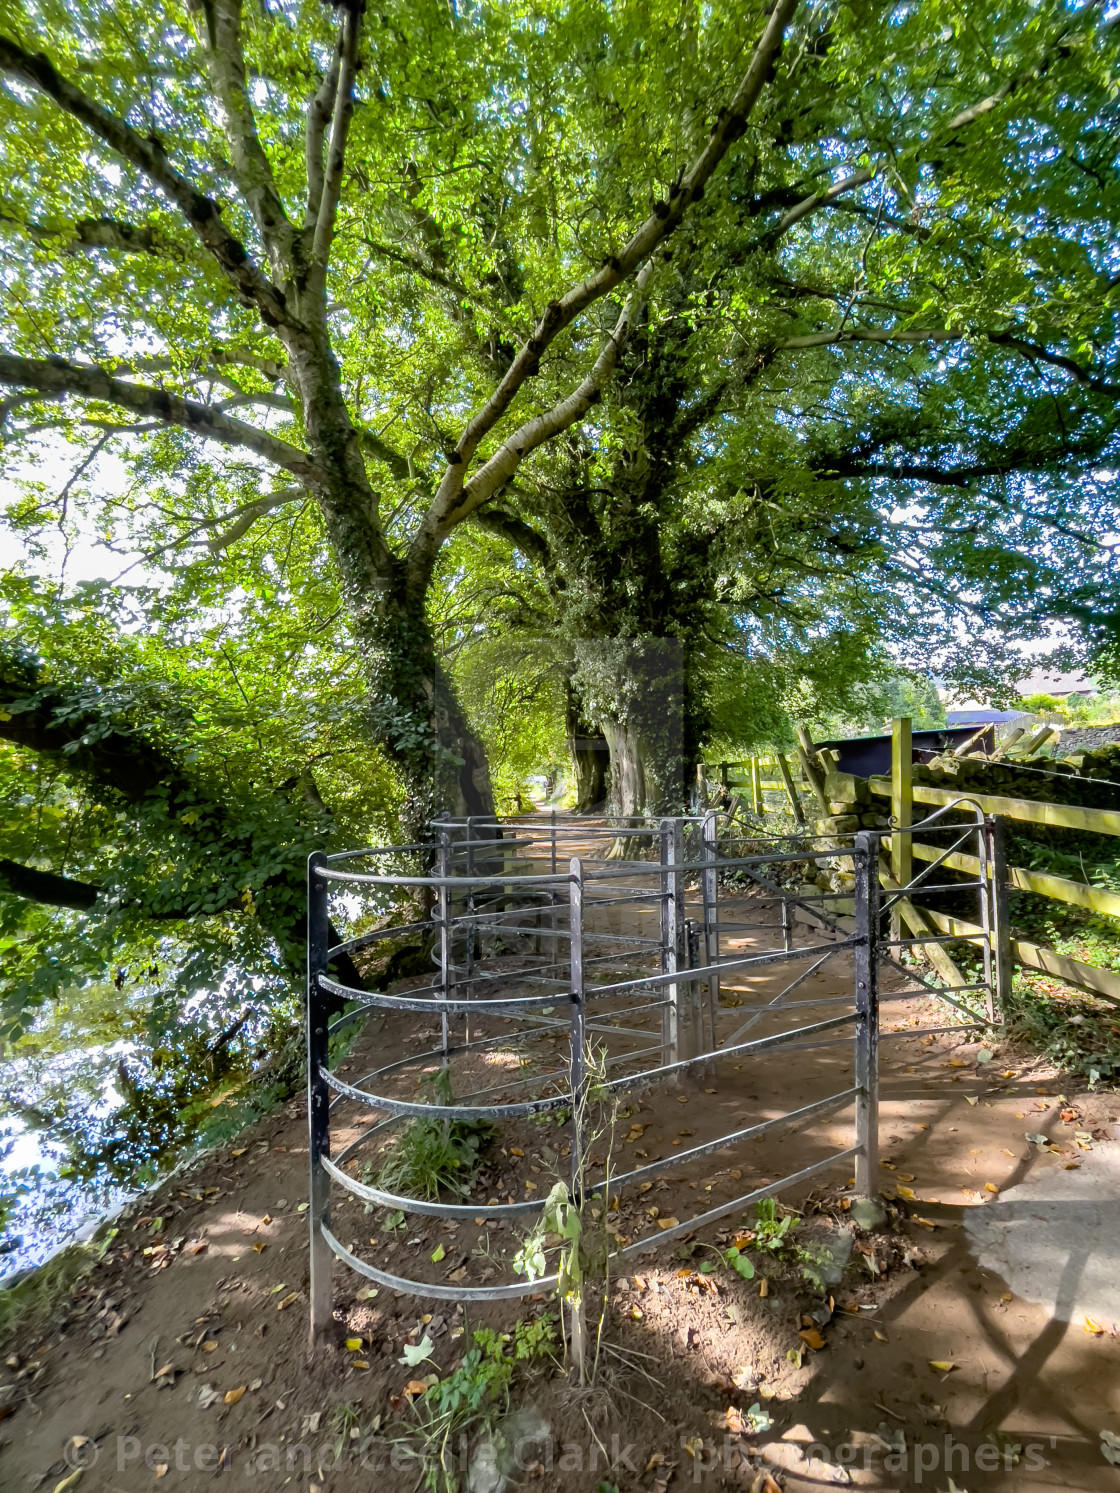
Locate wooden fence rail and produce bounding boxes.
[875,718,1120,1010]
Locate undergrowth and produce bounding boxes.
[1002,975,1120,1087]
[376,1069,494,1201]
[394,1314,558,1492]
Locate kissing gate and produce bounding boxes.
[305,804,1001,1340]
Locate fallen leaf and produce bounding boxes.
[929,1360,956,1372]
[230,1148,247,1158]
[645,1451,667,1472]
[430,1243,446,1263]
[404,1379,429,1397]
[352,1359,370,1370]
[1085,1317,1105,1336]
[682,1435,704,1458]
[196,1384,222,1409]
[345,1337,363,1351]
[965,1096,978,1106]
[249,1378,262,1391]
[224,1386,245,1406]
[201,1340,219,1352]
[51,1474,83,1493]
[874,1329,889,1343]
[509,1146,524,1157]
[656,1216,679,1230]
[897,1186,917,1201]
[798,1328,826,1350]
[276,1292,299,1311]
[251,1242,266,1254]
[984,1183,999,1194]
[186,1240,208,1256]
[153,1467,168,1480]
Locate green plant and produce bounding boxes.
[376,1070,494,1201]
[399,1316,557,1492]
[751,1198,795,1253]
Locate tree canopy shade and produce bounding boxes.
[1,0,1117,824]
[1,0,1119,1044]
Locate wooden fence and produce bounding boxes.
[874,718,1120,1008]
[706,721,1120,1008]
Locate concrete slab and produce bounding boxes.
[963,1144,1120,1325]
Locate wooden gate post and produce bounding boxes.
[776,752,806,824]
[890,717,913,943]
[750,756,764,816]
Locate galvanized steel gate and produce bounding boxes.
[305,807,998,1341]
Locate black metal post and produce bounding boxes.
[853,831,880,1200]
[306,850,333,1342]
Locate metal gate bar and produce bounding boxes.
[306,817,883,1339]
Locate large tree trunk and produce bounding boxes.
[283,338,498,830]
[574,638,686,821]
[565,681,609,812]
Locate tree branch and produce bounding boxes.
[421,0,800,537]
[412,260,656,563]
[305,35,343,227]
[187,0,295,269]
[0,207,186,259]
[309,3,361,289]
[471,509,553,566]
[204,487,305,554]
[771,168,874,238]
[0,858,100,911]
[0,33,291,326]
[986,332,1120,398]
[0,353,322,482]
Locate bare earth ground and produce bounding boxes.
[2,883,1119,1493]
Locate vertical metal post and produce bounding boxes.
[568,856,586,1189]
[567,855,587,1378]
[437,826,452,1061]
[889,717,912,944]
[700,811,720,1053]
[853,831,880,1200]
[987,816,1012,1022]
[780,895,792,954]
[975,813,995,1023]
[550,809,557,875]
[659,818,684,1064]
[306,851,333,1343]
[686,919,702,1059]
[464,817,476,1042]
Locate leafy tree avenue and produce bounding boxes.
[0,0,1116,1118]
[0,0,804,828]
[1,0,1114,832]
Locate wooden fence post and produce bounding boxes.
[795,725,830,815]
[890,717,913,943]
[776,752,805,824]
[750,755,763,816]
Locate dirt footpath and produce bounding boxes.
[2,893,1119,1492]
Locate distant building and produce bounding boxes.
[1013,670,1096,699]
[945,707,1026,727]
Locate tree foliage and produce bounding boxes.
[0,0,1118,1195]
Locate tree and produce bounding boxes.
[463,0,1120,810]
[0,0,804,829]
